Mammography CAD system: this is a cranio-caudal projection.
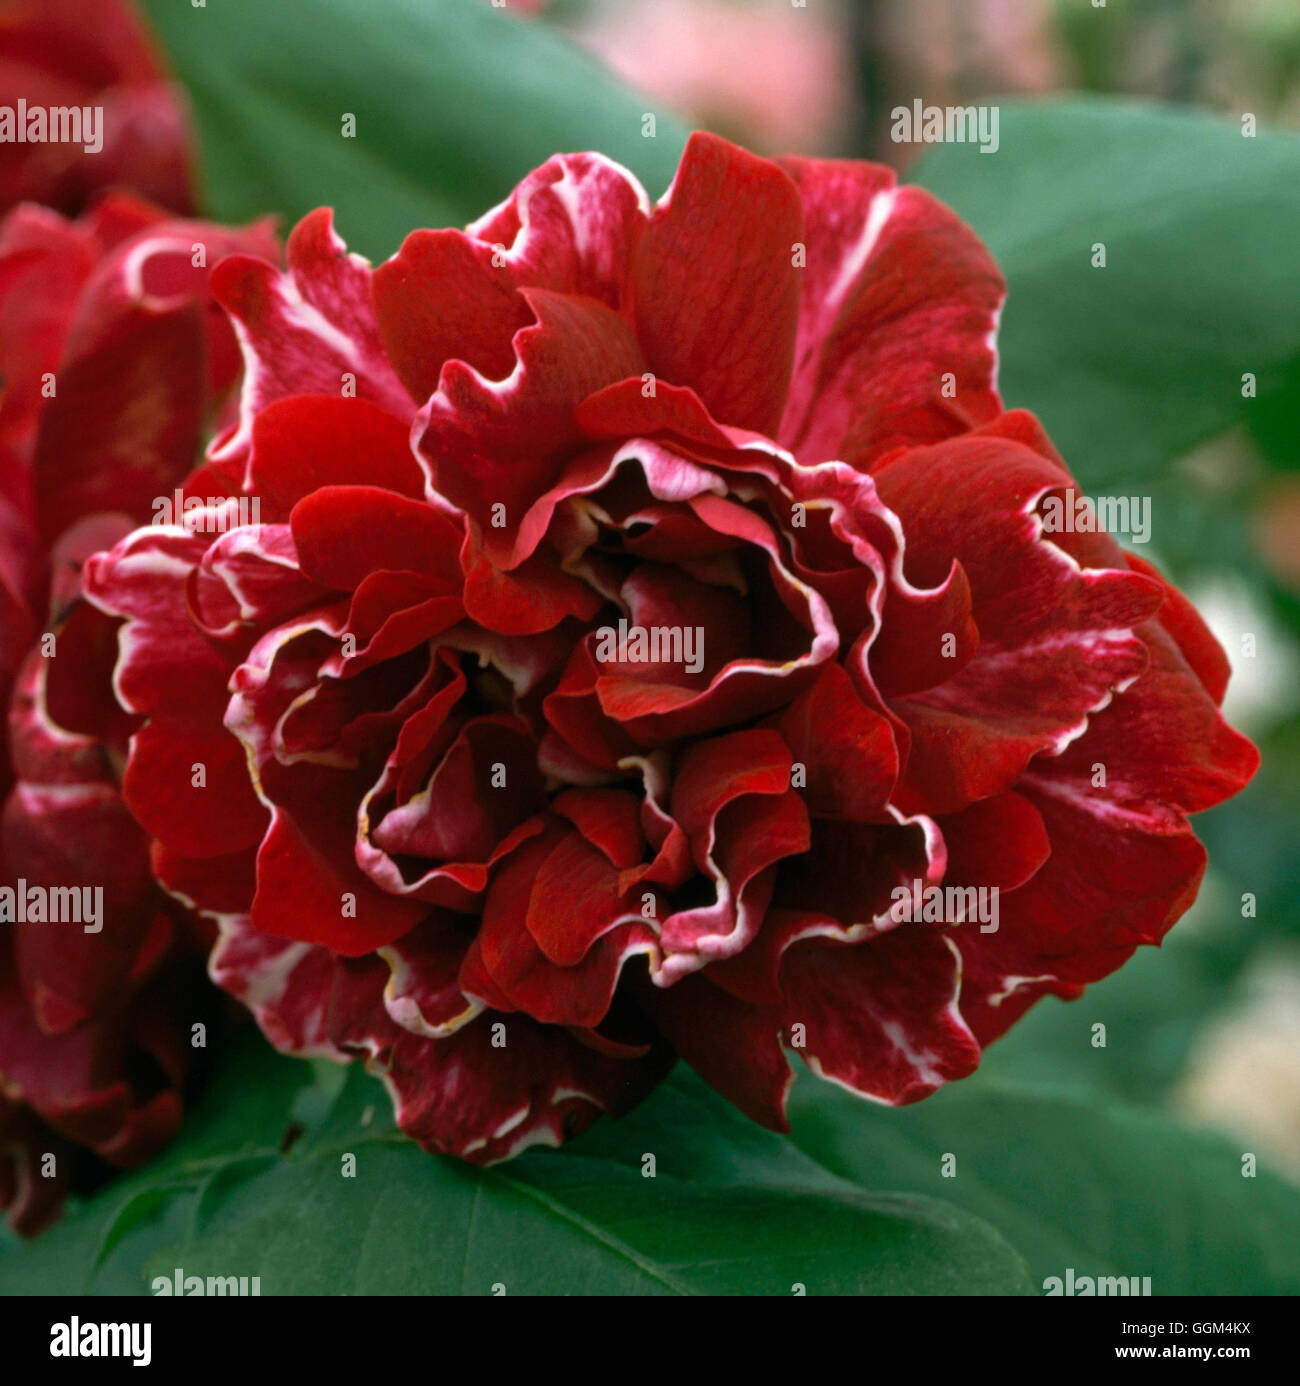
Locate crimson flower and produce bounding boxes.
[0,193,275,1232]
[0,0,195,218]
[84,133,1257,1162]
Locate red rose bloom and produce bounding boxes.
[84,134,1257,1161]
[0,194,275,1233]
[0,0,195,217]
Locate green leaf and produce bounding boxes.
[0,1036,1032,1296]
[787,1074,1300,1296]
[139,0,689,258]
[913,99,1300,492]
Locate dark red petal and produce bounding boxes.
[462,543,602,636]
[251,808,426,956]
[373,229,531,401]
[82,528,230,720]
[4,781,159,1029]
[634,971,792,1130]
[950,793,1209,1048]
[633,132,802,435]
[463,824,657,1027]
[467,150,650,307]
[249,395,426,523]
[378,918,483,1038]
[575,377,737,449]
[1127,551,1233,706]
[777,158,1003,467]
[34,217,276,539]
[152,841,257,918]
[779,662,899,820]
[552,787,645,869]
[525,831,639,967]
[1025,621,1260,821]
[874,428,1164,814]
[416,288,645,563]
[123,718,267,859]
[210,209,412,475]
[939,790,1051,893]
[780,927,981,1103]
[290,485,463,592]
[671,728,793,871]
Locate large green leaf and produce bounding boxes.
[0,1036,1032,1296]
[913,100,1300,492]
[140,0,689,258]
[787,1074,1300,1296]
